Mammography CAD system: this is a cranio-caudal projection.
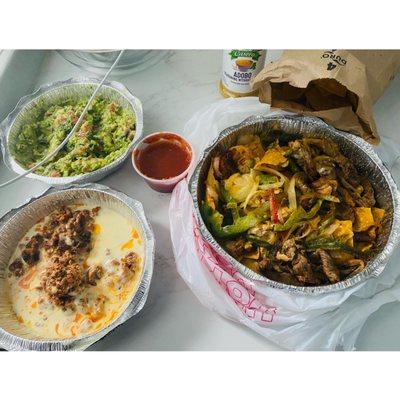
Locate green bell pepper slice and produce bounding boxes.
[305,237,355,253]
[259,174,278,186]
[219,184,235,204]
[274,199,323,232]
[201,202,260,239]
[246,233,274,249]
[219,184,240,222]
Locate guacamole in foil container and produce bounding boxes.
[12,96,135,177]
[0,78,143,185]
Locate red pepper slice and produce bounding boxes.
[267,189,279,223]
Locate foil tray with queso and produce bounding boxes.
[190,115,400,294]
[0,77,143,185]
[0,184,154,351]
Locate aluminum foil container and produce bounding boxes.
[190,114,400,295]
[0,183,155,350]
[0,77,143,185]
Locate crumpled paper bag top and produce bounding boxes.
[252,50,400,145]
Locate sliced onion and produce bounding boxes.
[346,259,365,268]
[295,223,312,239]
[243,189,266,212]
[317,194,340,203]
[322,221,340,236]
[277,207,285,223]
[256,167,287,190]
[346,259,366,277]
[288,175,297,210]
[241,172,260,209]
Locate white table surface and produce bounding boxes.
[1,50,400,350]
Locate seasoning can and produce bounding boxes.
[219,49,267,98]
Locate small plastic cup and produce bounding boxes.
[132,132,194,193]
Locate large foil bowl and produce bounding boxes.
[0,184,155,350]
[190,114,400,295]
[0,77,143,185]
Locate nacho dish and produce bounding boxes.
[10,96,136,177]
[201,130,386,286]
[6,204,143,339]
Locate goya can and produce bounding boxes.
[220,49,267,98]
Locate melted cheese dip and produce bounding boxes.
[6,205,144,340]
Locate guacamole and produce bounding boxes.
[11,96,136,177]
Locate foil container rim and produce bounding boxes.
[0,183,155,350]
[0,77,144,185]
[189,114,400,296]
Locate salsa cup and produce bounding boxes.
[132,132,194,193]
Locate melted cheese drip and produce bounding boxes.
[6,205,144,340]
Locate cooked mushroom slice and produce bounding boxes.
[356,179,376,207]
[314,155,337,178]
[276,239,297,262]
[224,238,254,260]
[335,153,360,185]
[292,253,319,285]
[294,172,312,194]
[289,140,318,180]
[212,153,236,180]
[315,249,340,284]
[335,203,355,223]
[312,177,338,196]
[337,186,356,207]
[340,259,366,278]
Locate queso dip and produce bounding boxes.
[6,204,143,340]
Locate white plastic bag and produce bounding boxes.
[169,97,400,350]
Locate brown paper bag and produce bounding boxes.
[251,50,400,144]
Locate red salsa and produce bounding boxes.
[136,138,191,180]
